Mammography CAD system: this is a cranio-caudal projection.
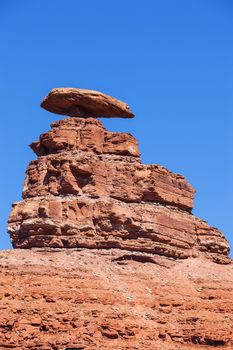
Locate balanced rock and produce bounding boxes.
[41,87,134,118]
[4,89,232,349]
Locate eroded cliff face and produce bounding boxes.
[8,117,229,264]
[0,249,233,349]
[3,88,232,349]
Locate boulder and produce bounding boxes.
[41,88,134,118]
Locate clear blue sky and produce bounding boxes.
[0,0,232,254]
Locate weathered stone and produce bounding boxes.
[8,115,230,264]
[8,197,230,263]
[30,117,140,157]
[41,88,134,118]
[0,249,232,349]
[22,152,194,211]
[26,118,194,210]
[4,90,233,349]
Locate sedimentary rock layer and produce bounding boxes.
[8,196,230,263]
[5,89,233,349]
[0,249,232,349]
[8,116,230,263]
[22,152,194,210]
[30,118,139,156]
[41,88,134,118]
[27,118,194,210]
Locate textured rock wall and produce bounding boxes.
[9,197,229,263]
[4,88,233,349]
[8,117,230,264]
[0,249,232,349]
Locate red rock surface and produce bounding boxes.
[30,118,139,156]
[25,119,194,210]
[8,116,229,265]
[0,249,232,349]
[9,197,229,263]
[4,92,233,349]
[41,88,134,118]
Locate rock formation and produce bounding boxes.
[2,88,232,349]
[1,249,233,349]
[40,88,134,118]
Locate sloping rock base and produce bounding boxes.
[0,249,232,349]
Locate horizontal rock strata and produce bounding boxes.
[8,116,230,265]
[27,118,194,210]
[5,89,232,349]
[41,88,134,118]
[22,153,194,210]
[30,118,139,156]
[8,197,229,263]
[0,249,232,349]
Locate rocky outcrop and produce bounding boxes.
[0,249,232,349]
[41,88,134,118]
[9,196,229,263]
[25,118,194,210]
[8,109,230,264]
[30,118,139,156]
[4,88,232,349]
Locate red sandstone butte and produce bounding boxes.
[2,89,232,349]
